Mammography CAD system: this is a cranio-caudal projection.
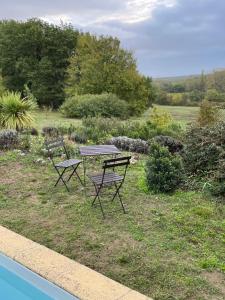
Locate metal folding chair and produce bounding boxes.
[45,137,83,191]
[89,156,131,218]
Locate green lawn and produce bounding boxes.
[0,150,224,300]
[34,109,81,130]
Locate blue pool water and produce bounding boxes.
[0,253,79,300]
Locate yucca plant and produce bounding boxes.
[0,91,37,131]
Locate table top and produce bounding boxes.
[79,145,121,157]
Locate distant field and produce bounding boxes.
[34,105,224,130]
[153,105,199,125]
[139,105,199,126]
[143,105,225,126]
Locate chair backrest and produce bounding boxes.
[45,137,69,162]
[101,156,131,184]
[103,156,131,169]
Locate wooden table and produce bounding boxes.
[79,145,121,185]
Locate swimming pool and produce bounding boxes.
[0,252,79,300]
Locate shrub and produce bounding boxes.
[184,122,225,175]
[145,143,184,193]
[198,100,220,126]
[22,127,39,136]
[149,106,173,128]
[42,126,59,138]
[108,136,149,154]
[114,120,182,141]
[0,91,37,130]
[0,129,18,150]
[30,128,39,136]
[64,116,183,145]
[205,89,225,103]
[56,124,77,136]
[184,122,225,198]
[30,135,47,156]
[151,135,184,154]
[60,93,129,119]
[115,121,150,140]
[65,117,116,144]
[141,121,183,140]
[81,117,116,143]
[207,181,225,199]
[70,131,88,144]
[203,160,225,200]
[18,133,31,151]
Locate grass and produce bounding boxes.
[34,109,81,130]
[134,105,200,126]
[0,150,224,300]
[142,105,225,127]
[33,105,225,131]
[34,106,199,133]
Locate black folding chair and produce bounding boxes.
[89,156,131,218]
[45,137,83,191]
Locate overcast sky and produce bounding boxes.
[1,0,225,77]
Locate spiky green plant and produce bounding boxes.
[0,91,37,130]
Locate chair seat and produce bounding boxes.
[55,159,82,168]
[89,172,123,185]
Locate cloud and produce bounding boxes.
[1,0,225,77]
[87,0,225,76]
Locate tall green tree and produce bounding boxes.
[66,33,155,115]
[0,19,78,108]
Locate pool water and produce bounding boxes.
[0,253,79,300]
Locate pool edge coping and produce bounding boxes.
[0,225,152,300]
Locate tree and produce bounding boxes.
[205,89,225,103]
[65,33,155,115]
[0,19,78,108]
[0,75,5,97]
[198,100,220,127]
[211,70,225,93]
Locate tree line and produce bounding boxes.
[154,70,225,107]
[0,19,155,115]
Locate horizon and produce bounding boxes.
[1,0,225,77]
[153,67,225,80]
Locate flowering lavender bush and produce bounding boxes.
[107,136,149,154]
[0,129,18,150]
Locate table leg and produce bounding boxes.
[83,156,86,186]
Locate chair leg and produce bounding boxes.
[98,195,105,219]
[112,182,123,201]
[111,182,119,201]
[67,164,83,186]
[92,184,105,218]
[54,168,70,192]
[92,185,99,206]
[74,169,84,186]
[117,190,126,214]
[112,182,126,214]
[67,167,76,182]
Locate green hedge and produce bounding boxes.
[60,93,129,119]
